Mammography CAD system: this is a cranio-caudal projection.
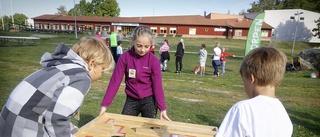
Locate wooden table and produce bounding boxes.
[74,113,218,137]
[0,36,40,46]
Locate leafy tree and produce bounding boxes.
[247,0,284,13]
[312,17,320,38]
[96,0,120,17]
[67,0,120,17]
[0,15,11,31]
[0,13,28,31]
[13,13,28,26]
[246,0,320,13]
[56,5,68,15]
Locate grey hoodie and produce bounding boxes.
[0,43,91,137]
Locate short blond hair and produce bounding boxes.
[72,37,114,71]
[240,47,287,87]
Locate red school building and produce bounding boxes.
[32,12,273,40]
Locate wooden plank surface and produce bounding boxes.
[74,113,218,137]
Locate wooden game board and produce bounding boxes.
[74,113,218,137]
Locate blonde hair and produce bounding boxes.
[129,25,154,49]
[180,38,185,49]
[72,37,114,71]
[239,47,287,87]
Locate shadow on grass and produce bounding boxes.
[287,108,320,135]
[196,114,220,127]
[78,114,96,127]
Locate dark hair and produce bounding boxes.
[117,41,122,45]
[201,44,206,48]
[164,39,169,46]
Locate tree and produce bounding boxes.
[247,0,284,13]
[66,0,120,17]
[312,17,320,38]
[0,13,28,31]
[96,0,120,17]
[56,5,68,15]
[246,0,320,13]
[13,13,28,26]
[0,15,11,31]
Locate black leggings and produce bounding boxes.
[121,95,158,118]
[175,56,183,71]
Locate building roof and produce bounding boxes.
[32,14,273,29]
[206,13,245,20]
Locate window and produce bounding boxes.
[160,27,167,34]
[61,24,67,30]
[235,29,242,36]
[300,17,304,20]
[70,25,75,30]
[53,24,59,30]
[151,27,157,33]
[96,25,102,31]
[44,23,50,29]
[35,23,41,29]
[169,28,176,34]
[261,30,268,37]
[189,28,196,35]
[290,16,295,20]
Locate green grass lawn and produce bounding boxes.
[0,31,319,137]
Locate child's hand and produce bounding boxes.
[99,106,108,116]
[160,110,172,121]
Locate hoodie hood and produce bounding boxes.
[40,43,88,71]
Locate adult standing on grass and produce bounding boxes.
[174,38,185,74]
[216,47,293,137]
[212,42,222,76]
[110,31,118,62]
[99,26,171,121]
[0,37,114,137]
[220,47,236,75]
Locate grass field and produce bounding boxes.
[0,31,319,136]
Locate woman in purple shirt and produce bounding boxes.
[99,26,171,121]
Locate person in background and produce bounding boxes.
[105,37,110,48]
[211,42,222,77]
[99,26,171,121]
[94,30,104,41]
[150,41,155,54]
[198,44,207,76]
[159,39,170,72]
[174,38,185,74]
[116,41,123,63]
[216,47,293,137]
[0,37,114,137]
[220,47,236,75]
[110,31,118,62]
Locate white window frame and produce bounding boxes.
[235,29,242,36]
[261,30,268,37]
[151,27,157,34]
[169,28,176,34]
[160,27,167,34]
[189,28,196,35]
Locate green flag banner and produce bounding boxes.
[244,12,265,56]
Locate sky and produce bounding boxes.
[1,0,255,19]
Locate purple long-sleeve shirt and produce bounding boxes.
[101,49,167,111]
